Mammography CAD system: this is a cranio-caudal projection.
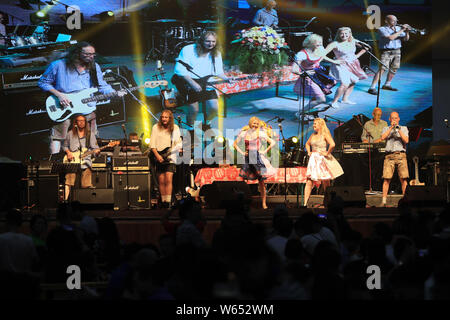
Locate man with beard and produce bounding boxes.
[172,31,229,128]
[38,42,125,154]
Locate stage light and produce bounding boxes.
[96,10,115,21]
[291,136,299,144]
[30,10,49,24]
[144,137,151,145]
[216,136,225,144]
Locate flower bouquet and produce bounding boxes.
[228,26,290,74]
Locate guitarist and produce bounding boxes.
[62,115,100,200]
[149,110,182,208]
[38,41,125,154]
[172,31,229,128]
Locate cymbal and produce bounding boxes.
[152,19,179,23]
[196,20,218,24]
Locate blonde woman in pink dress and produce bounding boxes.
[326,27,368,108]
[303,118,343,206]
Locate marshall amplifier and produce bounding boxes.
[112,156,150,171]
[92,154,108,168]
[92,169,111,188]
[112,172,151,210]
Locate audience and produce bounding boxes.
[0,191,449,300]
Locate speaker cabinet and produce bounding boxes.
[91,170,110,189]
[112,172,151,210]
[404,186,447,207]
[25,175,59,209]
[72,188,114,209]
[324,186,366,208]
[201,181,252,209]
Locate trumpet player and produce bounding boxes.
[368,15,410,94]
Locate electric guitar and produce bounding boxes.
[46,80,168,122]
[150,147,172,164]
[63,141,120,165]
[410,156,425,186]
[171,74,260,105]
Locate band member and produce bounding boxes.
[172,31,228,128]
[121,132,142,153]
[38,42,125,154]
[63,114,100,200]
[361,107,388,143]
[233,117,276,210]
[0,12,6,48]
[380,112,409,206]
[326,27,368,108]
[304,118,343,207]
[149,110,182,208]
[252,0,278,28]
[292,34,341,117]
[368,15,410,94]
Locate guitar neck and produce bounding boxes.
[204,76,256,86]
[81,85,142,104]
[81,144,111,159]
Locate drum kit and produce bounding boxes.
[3,23,49,49]
[145,19,217,62]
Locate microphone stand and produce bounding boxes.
[361,45,396,109]
[352,115,377,194]
[278,120,289,206]
[106,70,159,122]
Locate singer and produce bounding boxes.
[172,31,228,128]
[252,0,278,28]
[233,117,276,210]
[38,42,125,154]
[303,118,343,207]
[368,15,410,94]
[325,27,368,108]
[380,112,409,206]
[149,110,182,208]
[62,115,100,200]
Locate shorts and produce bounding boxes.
[380,49,401,72]
[65,168,93,187]
[383,152,409,179]
[156,162,176,174]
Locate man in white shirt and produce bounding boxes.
[172,31,228,128]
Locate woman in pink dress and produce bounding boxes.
[303,118,343,207]
[234,117,277,209]
[326,27,368,108]
[292,34,341,117]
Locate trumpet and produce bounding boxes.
[398,24,427,36]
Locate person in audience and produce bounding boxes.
[0,209,39,274]
[266,215,293,262]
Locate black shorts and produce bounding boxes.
[156,162,176,174]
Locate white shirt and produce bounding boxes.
[174,44,224,79]
[301,227,339,256]
[149,123,182,163]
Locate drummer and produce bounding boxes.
[253,0,278,28]
[0,12,6,49]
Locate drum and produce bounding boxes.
[170,26,186,39]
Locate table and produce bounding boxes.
[194,166,307,188]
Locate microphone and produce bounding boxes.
[278,122,283,131]
[444,118,449,128]
[74,124,78,131]
[276,116,285,122]
[177,116,181,123]
[156,60,163,70]
[176,60,193,71]
[121,124,127,138]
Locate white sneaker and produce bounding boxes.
[341,100,356,105]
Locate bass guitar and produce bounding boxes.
[63,141,120,165]
[46,80,168,122]
[150,147,172,164]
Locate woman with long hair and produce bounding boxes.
[149,109,182,208]
[234,117,277,209]
[292,34,341,117]
[303,118,343,206]
[326,27,368,108]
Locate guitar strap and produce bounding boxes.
[90,64,100,89]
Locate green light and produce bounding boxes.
[107,11,114,17]
[291,137,299,144]
[36,11,46,18]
